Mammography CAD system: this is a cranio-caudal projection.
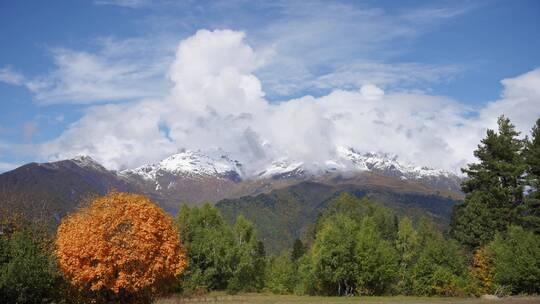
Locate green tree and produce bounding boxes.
[176,206,265,294]
[450,192,497,248]
[0,229,63,304]
[525,118,540,180]
[354,217,398,295]
[487,225,540,294]
[176,204,236,292]
[294,252,316,296]
[311,214,359,296]
[451,116,526,248]
[395,217,419,294]
[370,206,399,241]
[228,215,265,293]
[291,238,306,262]
[412,220,466,296]
[265,251,297,294]
[522,118,540,233]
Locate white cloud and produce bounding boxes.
[0,162,19,173]
[0,67,25,85]
[40,100,176,169]
[250,1,469,97]
[39,30,540,174]
[476,68,540,133]
[360,84,385,100]
[1,2,472,104]
[11,37,173,104]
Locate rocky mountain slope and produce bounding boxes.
[0,147,463,221]
[0,156,137,222]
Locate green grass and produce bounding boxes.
[156,292,540,304]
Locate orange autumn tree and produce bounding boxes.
[471,246,494,294]
[56,192,187,303]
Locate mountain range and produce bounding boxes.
[0,147,463,250]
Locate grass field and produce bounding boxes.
[156,293,540,304]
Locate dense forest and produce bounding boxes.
[1,116,539,303]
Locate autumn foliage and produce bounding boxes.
[55,192,187,302]
[471,247,493,294]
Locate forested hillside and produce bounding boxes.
[217,181,457,252]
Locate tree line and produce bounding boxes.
[0,116,539,303]
[173,116,540,297]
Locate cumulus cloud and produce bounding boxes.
[39,30,540,174]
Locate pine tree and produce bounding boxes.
[291,239,306,262]
[522,118,540,233]
[451,116,526,248]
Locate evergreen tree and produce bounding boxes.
[522,118,540,233]
[525,118,540,178]
[291,238,306,262]
[451,116,526,248]
[0,229,63,304]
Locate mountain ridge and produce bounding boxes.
[119,146,462,193]
[0,148,463,223]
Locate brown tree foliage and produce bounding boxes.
[55,192,187,301]
[471,246,494,294]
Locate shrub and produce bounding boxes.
[411,221,466,296]
[487,225,540,294]
[265,251,297,294]
[0,229,63,304]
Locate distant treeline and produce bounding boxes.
[1,116,539,303]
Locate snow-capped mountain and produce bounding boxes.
[119,150,246,211]
[0,147,463,222]
[256,146,461,192]
[121,149,243,185]
[120,146,461,194]
[258,146,453,178]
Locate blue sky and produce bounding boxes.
[0,0,539,173]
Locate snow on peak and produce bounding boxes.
[334,146,453,179]
[257,146,455,180]
[120,146,456,185]
[122,149,243,181]
[257,158,305,179]
[70,155,107,171]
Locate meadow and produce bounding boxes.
[157,293,540,304]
